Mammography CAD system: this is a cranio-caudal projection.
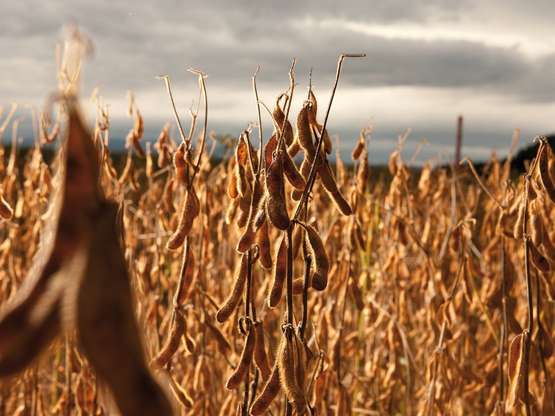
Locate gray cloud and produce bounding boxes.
[2,1,552,100]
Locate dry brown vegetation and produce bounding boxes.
[0,31,554,416]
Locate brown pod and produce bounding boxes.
[282,145,306,190]
[351,137,365,160]
[216,254,248,323]
[253,198,267,230]
[292,277,306,295]
[356,149,369,194]
[256,221,273,270]
[539,143,555,203]
[0,195,13,220]
[236,192,252,229]
[292,158,311,201]
[506,332,526,410]
[268,235,287,308]
[307,90,318,125]
[237,180,264,253]
[541,227,555,264]
[512,199,525,240]
[529,203,543,247]
[250,364,281,415]
[163,177,175,212]
[304,223,329,291]
[253,321,271,381]
[145,143,154,178]
[177,248,196,304]
[225,197,239,225]
[318,157,352,216]
[288,139,301,159]
[173,142,190,186]
[296,103,315,159]
[265,150,290,230]
[530,243,550,273]
[131,135,145,159]
[264,133,278,167]
[277,333,307,413]
[235,162,249,198]
[167,186,200,250]
[150,310,185,368]
[273,98,294,146]
[227,159,239,199]
[226,325,256,390]
[118,149,133,184]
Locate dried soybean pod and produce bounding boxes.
[225,197,239,225]
[145,142,153,178]
[253,321,271,381]
[288,139,301,159]
[292,158,311,201]
[250,364,281,415]
[227,159,239,199]
[318,157,352,216]
[273,98,294,146]
[256,221,273,270]
[303,223,329,291]
[541,227,555,264]
[236,191,252,229]
[356,149,369,194]
[0,194,13,220]
[173,142,190,186]
[162,177,175,212]
[512,199,526,240]
[292,277,306,295]
[268,235,287,308]
[540,143,555,203]
[506,332,526,411]
[168,374,193,409]
[118,149,133,185]
[177,248,195,304]
[277,332,307,413]
[167,186,200,250]
[296,103,315,158]
[253,198,267,230]
[282,146,306,190]
[151,309,185,368]
[237,180,264,253]
[351,136,364,160]
[264,133,278,167]
[530,243,550,273]
[307,89,318,125]
[216,254,248,323]
[235,162,249,198]
[265,150,289,230]
[529,201,543,246]
[226,324,255,390]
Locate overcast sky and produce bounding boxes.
[2,1,555,162]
